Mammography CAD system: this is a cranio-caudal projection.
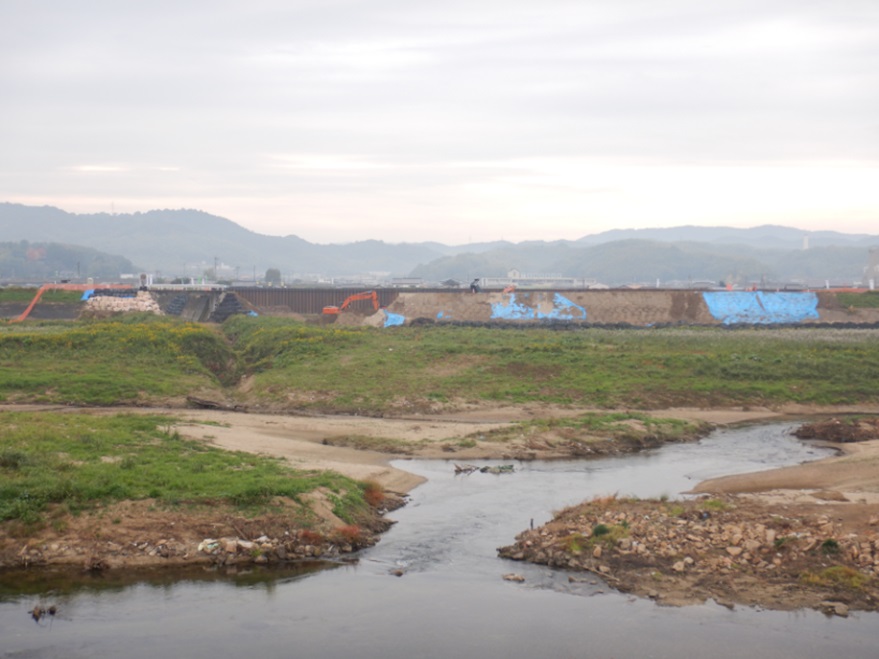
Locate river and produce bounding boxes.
[3,422,878,658]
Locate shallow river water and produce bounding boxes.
[3,422,879,659]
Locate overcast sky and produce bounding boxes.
[1,0,877,244]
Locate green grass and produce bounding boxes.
[0,411,370,524]
[224,317,879,413]
[837,291,879,309]
[322,434,427,455]
[0,288,85,304]
[3,315,879,413]
[478,412,709,447]
[0,316,236,404]
[801,565,871,590]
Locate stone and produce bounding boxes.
[503,573,525,582]
[821,601,849,617]
[672,561,686,573]
[726,546,743,557]
[744,539,762,553]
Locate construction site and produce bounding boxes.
[4,284,879,327]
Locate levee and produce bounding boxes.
[232,287,879,327]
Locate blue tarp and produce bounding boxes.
[491,293,587,321]
[702,291,820,324]
[383,310,406,327]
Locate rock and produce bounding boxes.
[592,546,602,559]
[672,561,686,573]
[725,546,743,557]
[821,601,850,617]
[503,573,525,582]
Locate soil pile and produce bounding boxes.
[794,417,879,443]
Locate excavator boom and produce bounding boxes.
[322,290,380,315]
[10,283,133,323]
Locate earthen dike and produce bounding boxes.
[5,287,879,327]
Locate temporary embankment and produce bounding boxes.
[6,287,877,327]
[230,287,879,327]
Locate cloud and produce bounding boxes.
[1,0,878,243]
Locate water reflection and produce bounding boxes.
[0,561,336,602]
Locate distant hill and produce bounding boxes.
[1,203,877,285]
[0,204,452,279]
[410,239,878,286]
[577,225,878,250]
[0,241,136,281]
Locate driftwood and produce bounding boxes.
[185,396,247,412]
[454,463,515,475]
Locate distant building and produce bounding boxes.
[389,277,424,288]
[478,269,601,289]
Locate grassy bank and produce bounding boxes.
[0,316,234,405]
[0,288,85,304]
[3,316,879,412]
[0,411,371,526]
[223,318,879,413]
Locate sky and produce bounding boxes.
[1,0,878,245]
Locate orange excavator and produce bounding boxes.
[9,283,133,323]
[322,290,380,316]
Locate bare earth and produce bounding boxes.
[5,402,879,614]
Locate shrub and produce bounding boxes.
[362,481,385,508]
[334,524,363,545]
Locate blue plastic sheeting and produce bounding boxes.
[491,293,587,321]
[702,291,820,325]
[80,290,95,301]
[436,311,447,319]
[383,310,406,327]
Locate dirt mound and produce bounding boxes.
[794,417,879,443]
[498,494,879,614]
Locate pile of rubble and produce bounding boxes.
[83,291,164,316]
[16,527,380,570]
[498,495,879,614]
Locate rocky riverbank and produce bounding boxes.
[3,494,404,572]
[498,494,879,615]
[499,417,879,615]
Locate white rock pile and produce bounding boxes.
[84,291,164,315]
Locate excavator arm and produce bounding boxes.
[322,291,380,315]
[10,283,132,323]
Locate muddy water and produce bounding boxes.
[3,423,879,659]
